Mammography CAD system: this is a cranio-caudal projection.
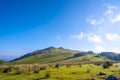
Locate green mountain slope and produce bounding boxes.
[12,47,79,64]
[59,54,109,63]
[11,47,111,64]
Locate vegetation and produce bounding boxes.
[0,60,6,64]
[10,47,113,65]
[0,63,120,80]
[11,47,79,64]
[1,47,120,80]
[103,61,113,69]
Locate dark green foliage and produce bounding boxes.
[103,61,113,69]
[2,67,9,73]
[73,52,86,57]
[98,72,106,75]
[55,64,60,68]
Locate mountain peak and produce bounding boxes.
[44,46,56,51]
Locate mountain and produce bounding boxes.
[11,47,110,64]
[11,47,80,64]
[100,52,120,61]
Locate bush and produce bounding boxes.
[55,64,60,69]
[98,72,106,75]
[2,68,9,73]
[103,61,113,69]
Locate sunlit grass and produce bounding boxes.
[0,63,120,80]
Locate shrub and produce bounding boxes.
[103,61,113,69]
[2,67,9,73]
[98,72,106,75]
[55,64,60,68]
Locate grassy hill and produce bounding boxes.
[59,54,109,63]
[11,47,79,64]
[0,47,119,80]
[11,47,110,64]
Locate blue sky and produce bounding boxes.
[1,0,120,60]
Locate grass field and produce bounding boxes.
[0,63,120,80]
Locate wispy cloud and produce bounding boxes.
[87,17,104,26]
[104,5,120,23]
[88,33,102,43]
[70,32,102,43]
[105,33,120,41]
[87,5,120,25]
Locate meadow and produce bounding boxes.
[0,63,120,80]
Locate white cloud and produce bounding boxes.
[95,46,106,52]
[70,32,102,43]
[105,33,120,40]
[88,33,102,43]
[104,5,120,23]
[111,15,120,23]
[105,5,118,17]
[87,5,120,25]
[87,18,97,26]
[87,17,104,26]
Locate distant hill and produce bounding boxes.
[100,52,120,61]
[0,60,6,64]
[11,47,113,64]
[11,47,80,64]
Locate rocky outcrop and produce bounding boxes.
[106,75,118,80]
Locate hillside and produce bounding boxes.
[0,60,7,65]
[11,47,113,64]
[11,47,80,64]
